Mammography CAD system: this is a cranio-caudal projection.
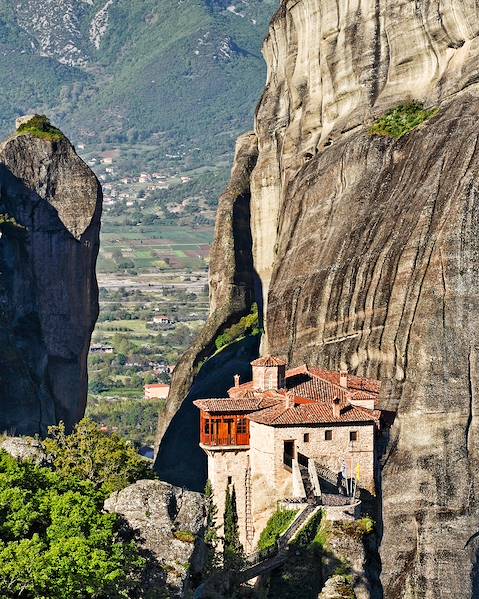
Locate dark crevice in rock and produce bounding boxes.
[466,349,474,457]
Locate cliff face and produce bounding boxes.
[0,123,102,435]
[159,1,479,596]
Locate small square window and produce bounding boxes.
[227,476,232,485]
[303,433,310,443]
[325,430,333,441]
[350,431,358,442]
[237,418,247,434]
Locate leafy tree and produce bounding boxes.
[0,450,145,598]
[43,419,153,495]
[223,485,244,571]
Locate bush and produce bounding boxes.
[341,517,375,540]
[42,419,153,495]
[173,530,196,544]
[0,450,145,598]
[369,102,439,139]
[257,509,298,552]
[214,303,260,351]
[16,115,65,142]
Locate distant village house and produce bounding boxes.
[144,383,170,400]
[89,344,114,355]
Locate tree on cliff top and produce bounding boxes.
[223,484,244,570]
[43,418,153,496]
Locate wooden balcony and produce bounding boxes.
[200,413,250,448]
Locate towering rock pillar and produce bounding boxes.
[0,116,102,435]
[158,1,479,595]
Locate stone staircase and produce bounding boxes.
[299,463,317,504]
[314,461,341,495]
[238,504,319,583]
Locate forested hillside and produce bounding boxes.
[0,0,276,158]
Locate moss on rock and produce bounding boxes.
[16,115,65,142]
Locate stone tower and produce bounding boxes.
[251,356,287,391]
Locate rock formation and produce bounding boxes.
[0,436,46,465]
[159,1,479,596]
[0,117,102,436]
[104,479,206,597]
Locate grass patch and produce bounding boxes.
[174,530,196,544]
[291,509,323,548]
[369,102,439,139]
[340,516,375,540]
[16,115,65,142]
[257,509,299,552]
[312,519,331,549]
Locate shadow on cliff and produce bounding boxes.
[0,161,100,436]
[155,132,263,492]
[155,334,260,492]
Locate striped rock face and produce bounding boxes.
[160,1,479,597]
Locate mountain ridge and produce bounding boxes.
[0,0,277,159]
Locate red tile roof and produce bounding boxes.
[251,356,287,367]
[204,359,386,426]
[193,397,281,413]
[287,376,350,405]
[307,368,381,394]
[248,402,378,426]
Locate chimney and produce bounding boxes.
[333,397,341,418]
[285,392,295,409]
[340,370,348,389]
[234,374,240,388]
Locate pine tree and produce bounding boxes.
[204,480,220,575]
[223,484,244,570]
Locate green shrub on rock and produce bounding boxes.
[257,509,298,552]
[16,115,65,142]
[214,303,260,351]
[369,102,439,139]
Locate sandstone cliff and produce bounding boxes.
[0,118,102,436]
[159,1,479,596]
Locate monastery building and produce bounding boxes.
[194,356,389,552]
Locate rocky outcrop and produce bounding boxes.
[0,436,46,465]
[159,1,479,597]
[0,118,101,436]
[318,576,356,599]
[104,479,206,597]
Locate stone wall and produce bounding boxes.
[275,422,374,491]
[207,448,250,549]
[249,422,283,544]
[249,420,375,544]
